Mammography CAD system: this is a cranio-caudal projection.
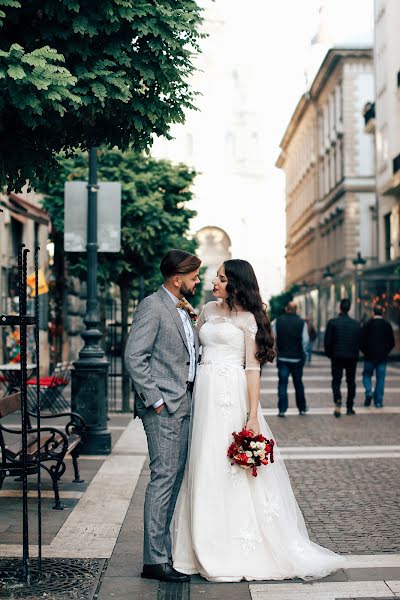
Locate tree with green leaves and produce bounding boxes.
[0,0,203,191]
[40,148,199,408]
[268,285,300,322]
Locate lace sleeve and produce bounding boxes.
[244,314,261,372]
[195,303,207,332]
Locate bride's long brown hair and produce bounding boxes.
[223,259,276,365]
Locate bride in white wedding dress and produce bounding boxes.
[172,259,345,582]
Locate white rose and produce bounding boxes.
[245,450,253,457]
[250,441,256,449]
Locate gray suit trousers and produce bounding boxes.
[137,392,191,565]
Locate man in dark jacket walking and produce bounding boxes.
[361,305,395,407]
[272,302,309,417]
[324,299,361,417]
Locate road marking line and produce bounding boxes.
[249,580,398,599]
[282,452,400,459]
[0,490,84,499]
[281,445,400,452]
[261,388,400,393]
[261,407,400,415]
[262,376,398,382]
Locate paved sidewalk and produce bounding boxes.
[1,355,399,599]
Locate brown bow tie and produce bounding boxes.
[176,299,189,310]
[176,299,198,322]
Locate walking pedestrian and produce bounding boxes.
[305,317,317,365]
[272,301,309,417]
[361,305,395,408]
[324,298,361,418]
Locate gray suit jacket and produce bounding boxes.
[124,286,199,413]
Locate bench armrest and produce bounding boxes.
[27,425,70,457]
[27,410,86,434]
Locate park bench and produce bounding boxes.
[0,391,86,509]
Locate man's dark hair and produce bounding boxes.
[373,305,383,316]
[160,249,201,280]
[285,301,297,314]
[340,298,351,313]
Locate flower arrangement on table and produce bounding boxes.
[227,428,274,477]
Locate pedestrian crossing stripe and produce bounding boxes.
[249,579,400,599]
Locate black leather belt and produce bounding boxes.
[186,381,194,393]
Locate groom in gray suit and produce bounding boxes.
[125,249,201,582]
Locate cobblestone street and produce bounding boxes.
[1,356,399,599]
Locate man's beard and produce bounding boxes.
[181,284,196,299]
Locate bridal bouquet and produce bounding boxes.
[227,428,274,477]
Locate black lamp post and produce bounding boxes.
[71,148,111,455]
[352,251,367,321]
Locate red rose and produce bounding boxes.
[241,429,254,438]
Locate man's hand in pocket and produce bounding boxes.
[154,403,165,414]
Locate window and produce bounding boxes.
[11,217,23,257]
[34,222,39,249]
[393,153,400,175]
[377,124,388,172]
[384,212,392,261]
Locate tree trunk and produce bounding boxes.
[120,283,131,412]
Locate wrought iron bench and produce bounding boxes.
[0,391,86,509]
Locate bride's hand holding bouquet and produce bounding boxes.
[246,414,260,436]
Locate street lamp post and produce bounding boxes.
[71,148,111,455]
[317,266,334,350]
[352,251,367,322]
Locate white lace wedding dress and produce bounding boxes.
[171,301,345,582]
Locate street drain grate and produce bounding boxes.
[0,558,105,599]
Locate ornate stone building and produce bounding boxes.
[359,0,400,350]
[277,47,375,331]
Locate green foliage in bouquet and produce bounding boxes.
[0,0,204,191]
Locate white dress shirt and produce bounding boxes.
[153,286,196,409]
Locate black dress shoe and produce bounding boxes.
[346,408,356,415]
[141,563,190,582]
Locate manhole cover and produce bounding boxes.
[0,558,105,599]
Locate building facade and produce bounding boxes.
[277,48,376,336]
[356,0,400,351]
[373,0,400,265]
[151,1,283,302]
[0,192,50,371]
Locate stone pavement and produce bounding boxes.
[1,355,400,599]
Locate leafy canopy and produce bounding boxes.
[40,148,199,296]
[0,0,204,190]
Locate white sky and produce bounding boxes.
[221,0,374,293]
[154,0,374,297]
